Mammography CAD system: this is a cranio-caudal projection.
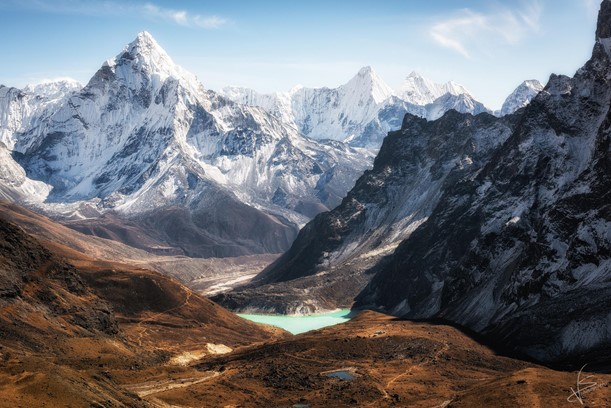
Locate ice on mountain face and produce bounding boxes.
[0,145,52,202]
[0,32,371,257]
[498,79,544,116]
[0,79,81,151]
[220,69,486,149]
[395,72,471,105]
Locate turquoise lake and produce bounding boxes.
[238,309,352,334]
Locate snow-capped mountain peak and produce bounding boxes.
[23,78,82,100]
[123,31,174,70]
[396,71,440,105]
[342,65,393,105]
[498,79,544,116]
[98,31,201,95]
[395,72,471,106]
[442,80,471,97]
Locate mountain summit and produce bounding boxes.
[1,32,371,257]
[498,79,543,116]
[221,68,488,148]
[395,72,471,105]
[343,66,393,104]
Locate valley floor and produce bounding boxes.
[1,202,609,407]
[6,311,610,408]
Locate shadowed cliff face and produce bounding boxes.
[355,0,611,363]
[214,110,517,313]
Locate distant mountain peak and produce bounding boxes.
[522,79,543,89]
[499,79,544,116]
[406,71,424,79]
[344,66,393,104]
[94,31,202,94]
[357,65,374,76]
[122,31,174,67]
[396,72,471,105]
[23,78,82,98]
[135,30,156,43]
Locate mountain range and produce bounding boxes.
[1,1,610,405]
[0,32,540,260]
[1,32,375,257]
[217,2,611,365]
[221,69,513,149]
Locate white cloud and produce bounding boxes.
[142,3,227,29]
[193,15,228,29]
[0,0,229,29]
[430,2,543,59]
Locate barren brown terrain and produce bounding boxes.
[0,201,279,295]
[0,209,285,407]
[0,203,609,407]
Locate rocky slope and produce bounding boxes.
[1,32,371,257]
[182,312,611,407]
[214,110,517,313]
[0,208,285,407]
[356,2,611,363]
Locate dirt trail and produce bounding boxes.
[384,340,450,390]
[126,371,220,397]
[363,340,452,406]
[134,283,193,347]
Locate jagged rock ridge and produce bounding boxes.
[220,1,611,366]
[356,1,611,363]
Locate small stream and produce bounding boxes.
[238,309,352,334]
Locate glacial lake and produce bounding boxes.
[238,309,352,334]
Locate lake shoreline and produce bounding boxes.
[238,309,353,334]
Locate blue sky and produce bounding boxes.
[0,0,599,109]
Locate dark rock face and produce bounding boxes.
[0,220,50,297]
[216,111,516,312]
[0,218,119,335]
[356,1,611,364]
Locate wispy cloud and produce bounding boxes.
[0,0,229,29]
[430,2,543,59]
[143,3,227,29]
